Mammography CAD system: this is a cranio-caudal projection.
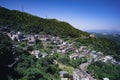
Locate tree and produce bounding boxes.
[22,68,48,80]
[46,64,59,74]
[87,61,120,80]
[15,54,37,75]
[0,34,15,79]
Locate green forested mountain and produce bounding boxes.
[0,6,88,37]
[0,6,120,56]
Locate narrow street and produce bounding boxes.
[80,62,89,71]
[80,62,95,80]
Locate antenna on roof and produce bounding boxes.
[22,4,24,12]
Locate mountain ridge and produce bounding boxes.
[0,6,89,38]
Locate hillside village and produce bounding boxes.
[0,25,120,80]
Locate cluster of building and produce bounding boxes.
[59,69,93,80]
[30,50,48,58]
[56,42,74,54]
[73,69,89,80]
[62,46,119,80]
[1,27,74,58]
[69,46,103,62]
[0,26,119,80]
[69,45,119,64]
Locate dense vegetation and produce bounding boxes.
[0,34,14,79]
[75,37,120,56]
[14,54,61,80]
[0,6,88,38]
[51,54,87,68]
[0,34,87,80]
[95,33,120,45]
[0,34,61,80]
[87,61,120,80]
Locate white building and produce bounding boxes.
[59,71,68,77]
[31,50,40,58]
[103,55,113,63]
[103,78,109,80]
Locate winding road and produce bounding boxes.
[80,62,95,80]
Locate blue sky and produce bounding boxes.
[0,0,120,31]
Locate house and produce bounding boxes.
[89,51,104,62]
[86,49,91,54]
[90,50,96,54]
[52,37,63,45]
[62,49,66,53]
[22,34,30,41]
[27,35,36,46]
[78,46,88,53]
[7,31,16,41]
[75,49,79,53]
[97,52,103,56]
[62,42,67,45]
[114,61,120,65]
[21,37,28,41]
[31,50,41,58]
[102,55,114,63]
[34,34,39,41]
[41,52,48,58]
[11,34,18,41]
[61,78,70,80]
[89,34,95,38]
[7,31,23,42]
[39,35,47,41]
[73,69,89,80]
[59,45,66,50]
[96,52,104,60]
[7,33,12,38]
[51,36,56,41]
[16,31,23,41]
[69,53,85,60]
[56,49,67,54]
[57,49,62,53]
[69,53,79,60]
[59,71,72,80]
[59,39,63,44]
[103,78,109,80]
[59,71,68,77]
[73,69,81,80]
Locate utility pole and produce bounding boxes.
[21,0,24,12]
[46,15,47,19]
[22,4,24,12]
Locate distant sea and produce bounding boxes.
[85,30,120,34]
